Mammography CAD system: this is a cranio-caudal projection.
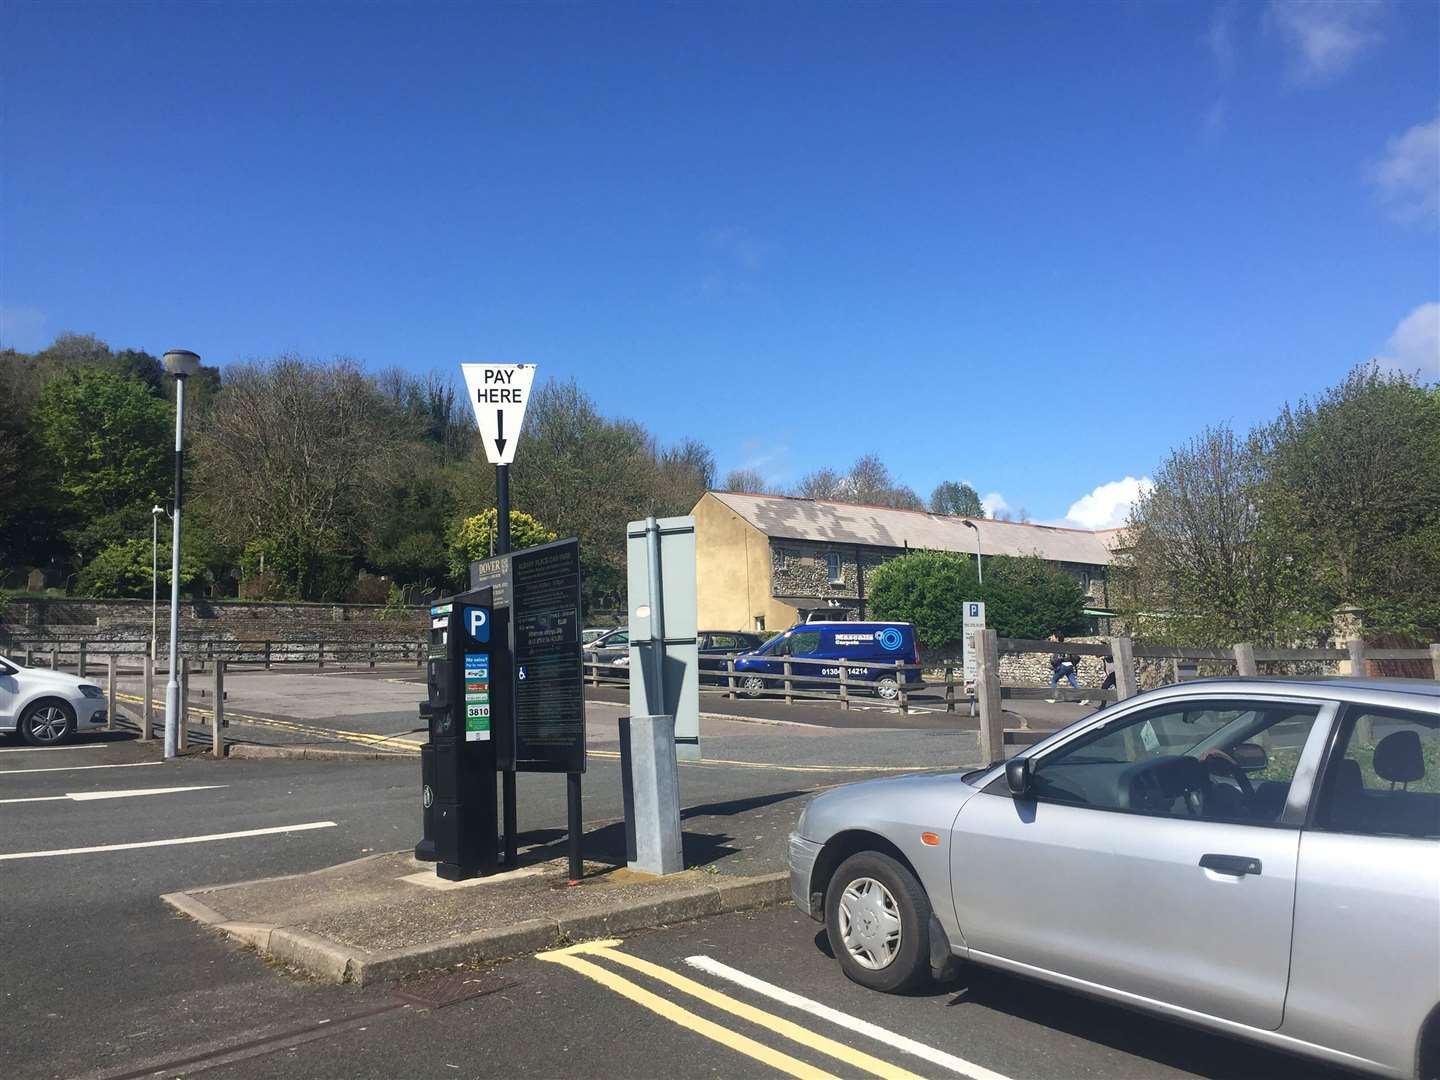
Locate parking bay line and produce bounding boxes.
[0,784,227,805]
[0,743,106,753]
[536,943,837,1080]
[685,955,1014,1080]
[571,941,926,1080]
[0,820,338,861]
[0,760,165,776]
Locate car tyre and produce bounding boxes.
[19,699,77,746]
[824,850,933,993]
[874,677,899,701]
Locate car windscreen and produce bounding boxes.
[754,633,788,654]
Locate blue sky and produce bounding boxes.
[3,0,1437,527]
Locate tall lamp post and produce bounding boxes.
[963,519,983,585]
[151,505,166,660]
[162,350,201,759]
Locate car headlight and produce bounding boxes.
[78,684,105,699]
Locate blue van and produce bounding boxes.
[732,622,922,701]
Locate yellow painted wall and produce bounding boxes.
[692,494,798,633]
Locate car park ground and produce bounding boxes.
[1,669,1360,1080]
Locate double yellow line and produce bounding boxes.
[537,939,924,1080]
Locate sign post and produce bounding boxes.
[962,601,986,717]
[462,363,537,868]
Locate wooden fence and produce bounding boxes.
[7,636,428,674]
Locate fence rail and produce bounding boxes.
[7,637,429,675]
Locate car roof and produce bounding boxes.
[793,621,912,630]
[1134,676,1439,710]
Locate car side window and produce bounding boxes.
[788,631,821,654]
[1018,699,1321,825]
[1314,707,1439,839]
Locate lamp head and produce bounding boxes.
[162,350,202,378]
[963,519,978,530]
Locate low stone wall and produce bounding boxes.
[920,637,1109,687]
[1,596,427,653]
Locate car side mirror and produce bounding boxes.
[1005,757,1032,796]
[1231,742,1268,771]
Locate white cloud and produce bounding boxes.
[0,305,47,350]
[1370,113,1440,225]
[1208,2,1239,78]
[1267,0,1385,81]
[980,491,1011,518]
[1379,302,1440,380]
[1063,476,1154,530]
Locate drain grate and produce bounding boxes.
[392,969,519,1009]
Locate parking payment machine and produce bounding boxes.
[417,586,510,879]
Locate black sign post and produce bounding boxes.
[496,465,518,869]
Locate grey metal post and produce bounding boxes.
[623,715,683,875]
[177,657,189,752]
[976,629,1004,764]
[212,660,224,758]
[162,351,200,759]
[1109,636,1138,700]
[1233,642,1257,677]
[643,516,667,702]
[141,655,154,741]
[106,654,117,731]
[1347,638,1366,678]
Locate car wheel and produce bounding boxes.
[874,677,899,701]
[824,851,933,993]
[20,700,76,746]
[740,676,766,699]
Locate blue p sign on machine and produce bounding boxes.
[465,606,490,644]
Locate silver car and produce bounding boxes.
[788,678,1440,1079]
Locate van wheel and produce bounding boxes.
[874,677,899,701]
[740,676,766,699]
[824,851,932,993]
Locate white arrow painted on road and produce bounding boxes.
[0,784,227,805]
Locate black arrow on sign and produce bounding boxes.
[494,411,507,456]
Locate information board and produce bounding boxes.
[509,537,585,773]
[469,554,512,606]
[962,601,986,692]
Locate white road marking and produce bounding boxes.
[0,761,165,776]
[0,744,106,754]
[0,784,226,805]
[684,955,1014,1080]
[0,820,338,860]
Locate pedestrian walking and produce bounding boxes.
[1046,632,1081,703]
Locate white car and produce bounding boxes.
[0,654,109,745]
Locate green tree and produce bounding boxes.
[31,366,173,560]
[929,481,985,518]
[448,510,557,580]
[74,538,204,598]
[868,550,1087,646]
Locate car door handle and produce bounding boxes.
[1199,853,1262,877]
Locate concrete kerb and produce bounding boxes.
[161,867,789,987]
[225,743,412,763]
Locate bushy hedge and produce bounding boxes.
[867,551,1088,647]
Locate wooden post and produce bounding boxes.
[368,642,376,669]
[1431,643,1440,680]
[141,655,154,741]
[839,660,850,711]
[318,641,325,670]
[418,637,426,668]
[24,647,33,666]
[1109,636,1138,700]
[1233,642,1257,677]
[78,641,88,678]
[945,665,955,713]
[783,660,794,704]
[726,658,737,700]
[106,654,117,731]
[212,660,225,758]
[895,660,908,713]
[264,640,272,670]
[976,629,1005,765]
[1347,638,1366,678]
[50,647,59,672]
[177,658,189,752]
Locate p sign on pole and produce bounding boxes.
[962,601,986,697]
[462,364,537,465]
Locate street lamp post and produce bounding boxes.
[151,505,165,660]
[963,519,983,585]
[162,350,201,759]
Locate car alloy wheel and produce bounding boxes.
[22,703,74,746]
[838,876,903,970]
[875,677,899,701]
[741,676,766,698]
